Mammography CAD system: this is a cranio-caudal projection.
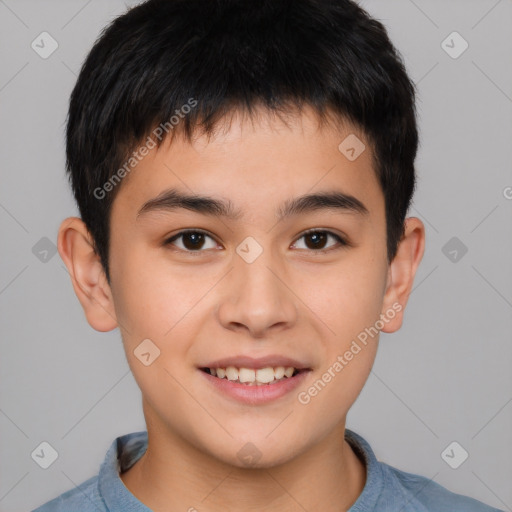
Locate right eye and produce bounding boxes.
[164,230,220,253]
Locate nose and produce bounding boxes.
[216,246,298,338]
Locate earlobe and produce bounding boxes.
[57,217,118,332]
[380,217,425,333]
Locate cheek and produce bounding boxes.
[109,243,184,335]
[327,258,386,390]
[307,258,387,343]
[109,247,220,371]
[110,261,200,408]
[297,269,383,423]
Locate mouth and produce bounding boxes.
[198,355,312,404]
[200,366,306,386]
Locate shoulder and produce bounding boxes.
[344,429,503,512]
[30,431,148,512]
[31,474,106,512]
[380,463,504,512]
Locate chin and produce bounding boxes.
[200,431,308,470]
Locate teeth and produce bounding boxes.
[207,365,298,384]
[225,366,239,381]
[256,367,275,383]
[274,367,285,379]
[239,368,255,383]
[284,367,294,378]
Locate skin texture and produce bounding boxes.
[58,108,425,512]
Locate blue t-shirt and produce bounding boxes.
[32,429,503,512]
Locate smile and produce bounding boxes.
[199,366,311,405]
[200,366,301,385]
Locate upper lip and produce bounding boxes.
[200,355,311,370]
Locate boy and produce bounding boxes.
[33,0,503,510]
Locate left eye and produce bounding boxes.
[292,230,346,251]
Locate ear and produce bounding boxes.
[380,217,425,333]
[57,217,118,332]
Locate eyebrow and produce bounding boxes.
[136,187,369,221]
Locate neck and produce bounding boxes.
[121,419,366,512]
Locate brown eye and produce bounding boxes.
[165,230,218,252]
[293,230,347,252]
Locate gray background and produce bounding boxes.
[1,0,511,510]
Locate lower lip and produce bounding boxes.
[199,369,311,405]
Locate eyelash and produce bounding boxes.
[164,228,349,255]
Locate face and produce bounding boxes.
[83,109,408,467]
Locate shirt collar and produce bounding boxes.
[98,430,152,512]
[345,429,384,511]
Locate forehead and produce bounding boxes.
[111,107,383,223]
